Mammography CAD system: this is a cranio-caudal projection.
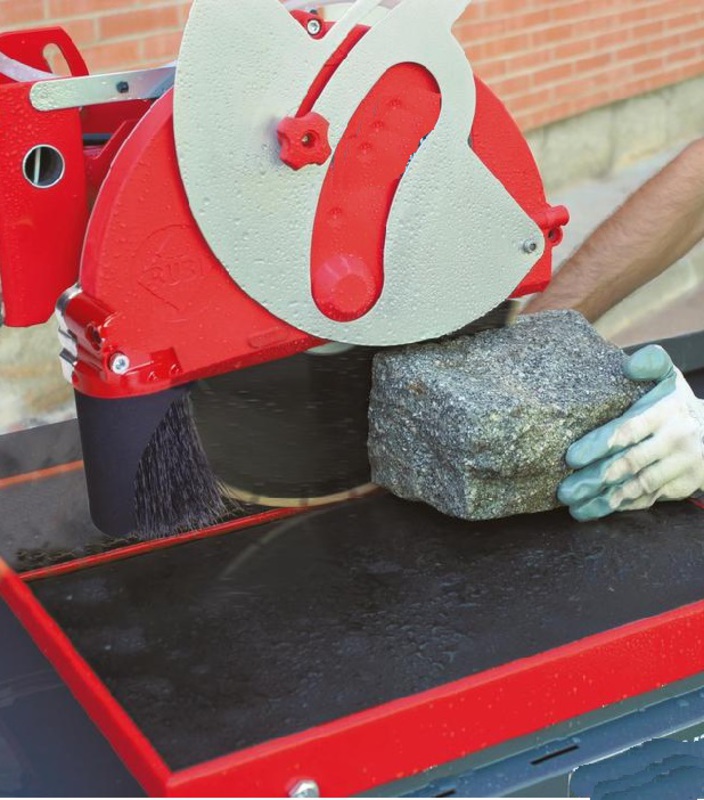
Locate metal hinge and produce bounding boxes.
[55,285,81,383]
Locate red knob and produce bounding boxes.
[312,254,380,322]
[277,112,332,171]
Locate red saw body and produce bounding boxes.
[0,3,568,536]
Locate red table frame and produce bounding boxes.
[2,502,704,797]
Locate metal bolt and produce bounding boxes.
[110,353,131,375]
[290,779,320,798]
[522,239,538,254]
[116,80,130,94]
[306,18,322,35]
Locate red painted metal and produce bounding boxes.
[0,460,83,491]
[0,27,88,80]
[311,63,441,322]
[164,599,704,796]
[1,21,563,392]
[471,78,568,297]
[64,66,560,400]
[66,91,320,400]
[20,507,310,584]
[83,120,141,204]
[311,252,380,322]
[0,80,87,326]
[0,28,155,324]
[3,501,704,797]
[0,563,171,796]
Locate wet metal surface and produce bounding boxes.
[32,494,704,771]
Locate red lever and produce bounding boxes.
[277,112,332,171]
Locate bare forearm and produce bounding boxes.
[524,138,704,322]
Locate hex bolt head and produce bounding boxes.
[109,353,131,375]
[522,239,539,254]
[306,18,322,35]
[290,779,320,798]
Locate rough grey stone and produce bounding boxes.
[368,310,652,520]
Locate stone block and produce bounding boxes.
[368,311,651,520]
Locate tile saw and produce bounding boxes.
[0,0,569,538]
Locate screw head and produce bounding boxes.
[116,80,130,94]
[522,239,539,254]
[306,18,322,35]
[290,779,320,798]
[110,353,131,375]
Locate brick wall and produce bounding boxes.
[1,0,703,131]
[0,0,190,72]
[459,0,704,130]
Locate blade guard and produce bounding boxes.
[63,5,567,401]
[172,0,566,347]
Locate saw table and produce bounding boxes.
[0,1,703,794]
[1,368,704,797]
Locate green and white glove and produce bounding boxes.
[558,345,704,522]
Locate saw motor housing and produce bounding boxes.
[0,1,569,536]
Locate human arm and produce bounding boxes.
[523,138,704,322]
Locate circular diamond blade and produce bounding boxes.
[191,347,378,508]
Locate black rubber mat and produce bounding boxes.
[32,494,704,771]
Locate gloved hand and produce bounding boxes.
[558,345,704,521]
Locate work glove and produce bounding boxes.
[558,345,704,522]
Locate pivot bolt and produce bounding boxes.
[306,18,322,35]
[290,779,320,798]
[522,239,538,254]
[110,353,131,375]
